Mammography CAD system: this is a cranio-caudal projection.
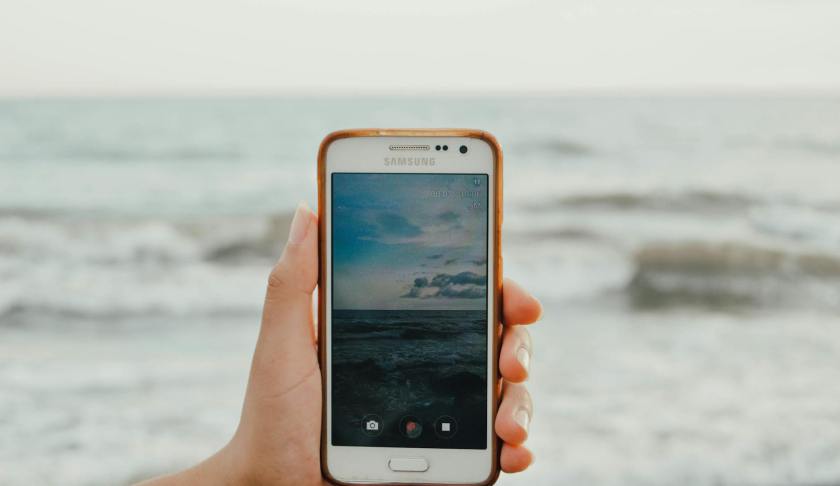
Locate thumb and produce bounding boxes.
[252,202,319,395]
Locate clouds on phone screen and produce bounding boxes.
[332,173,488,310]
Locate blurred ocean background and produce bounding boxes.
[1,96,839,485]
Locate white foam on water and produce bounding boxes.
[504,305,840,486]
[0,215,283,319]
[0,319,254,485]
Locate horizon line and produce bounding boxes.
[2,86,840,101]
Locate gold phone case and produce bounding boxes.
[317,129,503,486]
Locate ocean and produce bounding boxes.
[1,96,839,485]
[331,309,487,450]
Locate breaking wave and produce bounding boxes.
[0,211,295,323]
[627,241,840,310]
[525,190,754,213]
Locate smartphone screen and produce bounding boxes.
[331,172,489,450]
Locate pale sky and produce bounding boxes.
[1,0,839,96]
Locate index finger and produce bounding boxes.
[502,278,543,326]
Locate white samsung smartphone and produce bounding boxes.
[317,129,503,485]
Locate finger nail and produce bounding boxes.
[516,347,530,372]
[514,409,530,432]
[288,202,312,244]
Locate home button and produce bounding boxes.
[388,457,429,472]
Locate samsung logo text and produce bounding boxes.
[383,157,436,167]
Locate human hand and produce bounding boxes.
[139,202,542,485]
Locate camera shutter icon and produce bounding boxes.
[361,414,383,436]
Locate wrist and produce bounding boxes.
[196,441,249,485]
[136,441,247,486]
